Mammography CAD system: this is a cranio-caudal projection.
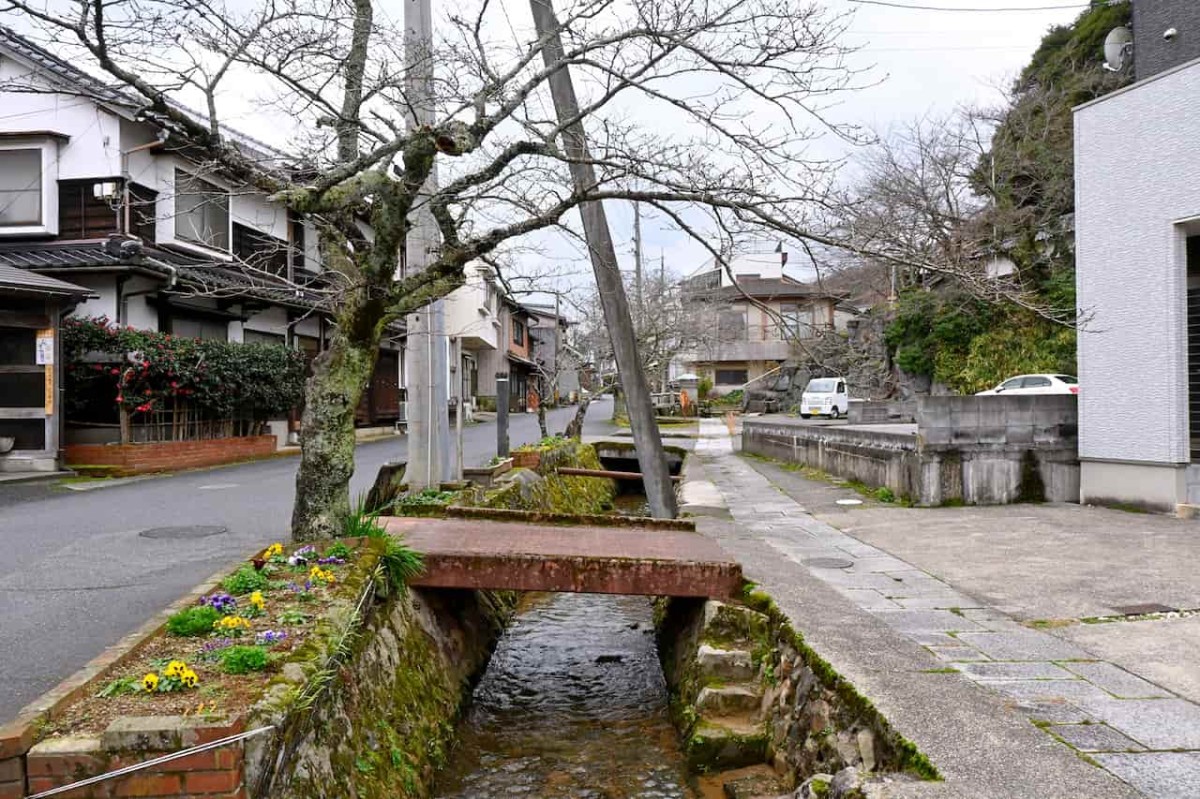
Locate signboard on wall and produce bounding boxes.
[35,329,54,365]
[44,366,54,415]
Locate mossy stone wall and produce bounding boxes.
[246,583,513,798]
[656,594,937,791]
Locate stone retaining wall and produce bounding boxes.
[65,435,278,475]
[656,593,933,794]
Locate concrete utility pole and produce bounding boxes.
[404,0,452,489]
[528,0,678,518]
[633,202,644,327]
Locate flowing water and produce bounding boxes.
[432,592,697,799]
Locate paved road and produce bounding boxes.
[0,403,608,722]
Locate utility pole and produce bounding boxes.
[529,0,678,519]
[553,292,561,404]
[633,202,644,328]
[404,0,452,489]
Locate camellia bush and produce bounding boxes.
[63,316,306,432]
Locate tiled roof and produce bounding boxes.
[0,241,322,308]
[0,25,292,164]
[0,262,94,297]
[691,277,843,301]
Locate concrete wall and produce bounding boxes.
[742,420,921,500]
[744,395,1080,506]
[1075,57,1200,509]
[848,399,917,425]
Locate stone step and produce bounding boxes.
[721,765,788,799]
[685,717,769,771]
[697,644,757,682]
[697,683,764,717]
[701,601,770,647]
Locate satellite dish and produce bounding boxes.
[1104,26,1133,72]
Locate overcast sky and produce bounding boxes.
[537,0,1092,296]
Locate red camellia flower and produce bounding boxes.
[93,364,103,372]
[110,368,119,375]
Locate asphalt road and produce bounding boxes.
[0,402,606,722]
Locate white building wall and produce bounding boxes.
[1075,57,1200,507]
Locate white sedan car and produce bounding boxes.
[976,374,1079,396]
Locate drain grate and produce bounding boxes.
[804,557,854,570]
[1111,603,1177,616]
[138,525,228,540]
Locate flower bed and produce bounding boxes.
[39,541,369,740]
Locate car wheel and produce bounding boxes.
[829,407,841,419]
[800,413,811,419]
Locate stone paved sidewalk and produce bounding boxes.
[693,420,1200,798]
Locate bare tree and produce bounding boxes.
[3,0,864,537]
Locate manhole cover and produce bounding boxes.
[138,525,228,540]
[1111,603,1177,616]
[835,499,863,506]
[804,557,854,569]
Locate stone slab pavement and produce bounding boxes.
[692,419,1200,798]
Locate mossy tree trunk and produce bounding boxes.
[290,324,379,541]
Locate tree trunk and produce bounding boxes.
[290,329,378,541]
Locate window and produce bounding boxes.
[780,303,807,338]
[128,183,158,242]
[999,378,1024,391]
[717,309,747,340]
[58,180,119,239]
[0,149,43,227]
[512,319,526,347]
[243,329,286,346]
[174,169,229,250]
[169,313,228,341]
[715,368,748,385]
[288,211,308,274]
[233,222,288,276]
[1022,377,1051,388]
[806,378,837,393]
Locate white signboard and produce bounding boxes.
[35,329,54,366]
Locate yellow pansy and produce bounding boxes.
[249,591,265,610]
[181,669,199,689]
[141,673,159,692]
[164,660,186,678]
[265,543,284,558]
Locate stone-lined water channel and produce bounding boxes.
[432,592,696,798]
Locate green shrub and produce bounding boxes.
[873,486,896,503]
[697,376,713,400]
[325,541,353,560]
[166,605,221,637]
[218,645,270,674]
[222,565,269,595]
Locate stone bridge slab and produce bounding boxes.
[383,517,743,598]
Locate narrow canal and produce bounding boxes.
[432,592,697,798]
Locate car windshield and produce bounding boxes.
[806,379,837,393]
[1055,375,1078,384]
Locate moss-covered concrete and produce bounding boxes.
[477,440,617,515]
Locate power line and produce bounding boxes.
[848,0,1090,11]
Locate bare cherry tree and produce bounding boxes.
[3,0,864,538]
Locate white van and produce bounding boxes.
[800,377,848,419]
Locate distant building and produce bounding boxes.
[522,302,580,403]
[1074,0,1200,511]
[675,251,843,395]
